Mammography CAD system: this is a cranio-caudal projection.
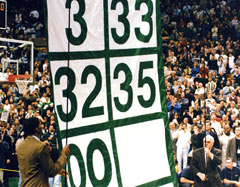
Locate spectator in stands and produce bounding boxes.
[168,71,178,86]
[169,122,177,154]
[41,124,60,187]
[196,121,220,149]
[227,125,240,167]
[42,124,57,147]
[191,125,200,151]
[228,53,235,72]
[218,56,227,74]
[178,93,189,113]
[171,112,181,127]
[236,56,240,66]
[210,113,222,136]
[208,53,218,73]
[173,123,191,173]
[228,90,238,104]
[0,131,9,186]
[193,102,202,118]
[219,124,235,168]
[229,102,239,117]
[180,155,194,187]
[221,157,240,187]
[194,82,205,99]
[168,96,181,120]
[206,77,217,94]
[191,61,200,78]
[205,91,216,111]
[212,24,219,41]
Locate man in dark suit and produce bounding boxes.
[226,125,240,167]
[190,135,223,187]
[16,117,70,186]
[196,121,220,149]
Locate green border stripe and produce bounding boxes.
[155,0,178,186]
[136,176,173,187]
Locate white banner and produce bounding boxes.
[44,0,177,186]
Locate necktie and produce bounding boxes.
[205,153,209,167]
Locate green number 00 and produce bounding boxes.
[67,140,112,186]
[87,139,112,186]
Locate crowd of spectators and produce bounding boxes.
[161,0,240,186]
[0,1,56,186]
[0,0,45,40]
[0,0,239,186]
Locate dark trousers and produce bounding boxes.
[181,183,192,187]
[224,183,235,187]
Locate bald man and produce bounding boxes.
[190,135,223,187]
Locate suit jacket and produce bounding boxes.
[190,147,223,187]
[0,140,9,168]
[226,137,237,164]
[16,136,66,187]
[196,131,220,149]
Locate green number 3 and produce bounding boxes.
[113,63,133,112]
[135,0,153,42]
[111,0,130,44]
[65,0,87,45]
[55,67,77,122]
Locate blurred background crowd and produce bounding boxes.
[0,0,239,186]
[0,0,55,186]
[162,0,240,186]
